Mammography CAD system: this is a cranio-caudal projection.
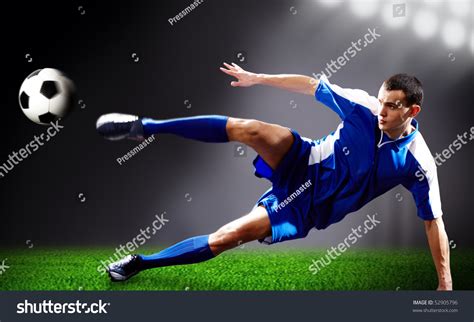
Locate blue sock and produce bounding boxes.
[139,235,215,270]
[141,115,229,142]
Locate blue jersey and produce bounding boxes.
[306,75,443,229]
[254,75,443,241]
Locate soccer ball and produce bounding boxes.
[18,68,76,125]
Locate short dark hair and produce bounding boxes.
[384,73,423,106]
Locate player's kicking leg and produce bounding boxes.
[97,114,293,281]
[96,114,229,142]
[95,114,293,169]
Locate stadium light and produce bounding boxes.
[412,9,438,39]
[422,0,444,8]
[441,19,467,49]
[448,0,470,18]
[314,0,473,54]
[349,0,380,19]
[317,0,343,8]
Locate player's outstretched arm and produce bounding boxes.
[220,62,318,96]
[425,217,453,290]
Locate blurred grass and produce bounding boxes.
[0,247,472,290]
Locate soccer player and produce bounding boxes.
[96,63,452,290]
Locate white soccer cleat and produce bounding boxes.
[96,113,146,141]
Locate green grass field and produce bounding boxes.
[0,248,473,291]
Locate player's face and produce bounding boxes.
[377,85,415,135]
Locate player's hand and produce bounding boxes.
[219,62,259,87]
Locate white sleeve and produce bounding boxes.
[315,75,380,120]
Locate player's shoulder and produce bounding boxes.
[317,75,379,116]
[406,130,437,177]
[407,131,432,158]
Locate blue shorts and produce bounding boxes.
[252,129,316,244]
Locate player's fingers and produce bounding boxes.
[223,62,237,70]
[231,81,240,87]
[220,67,236,76]
[231,62,243,70]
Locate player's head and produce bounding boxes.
[377,73,423,134]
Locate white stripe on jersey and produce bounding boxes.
[308,122,344,166]
[407,132,443,218]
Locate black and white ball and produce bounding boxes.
[18,68,75,125]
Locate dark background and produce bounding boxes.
[1,0,473,249]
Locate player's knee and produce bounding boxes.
[209,225,242,250]
[242,119,263,137]
[228,118,264,143]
